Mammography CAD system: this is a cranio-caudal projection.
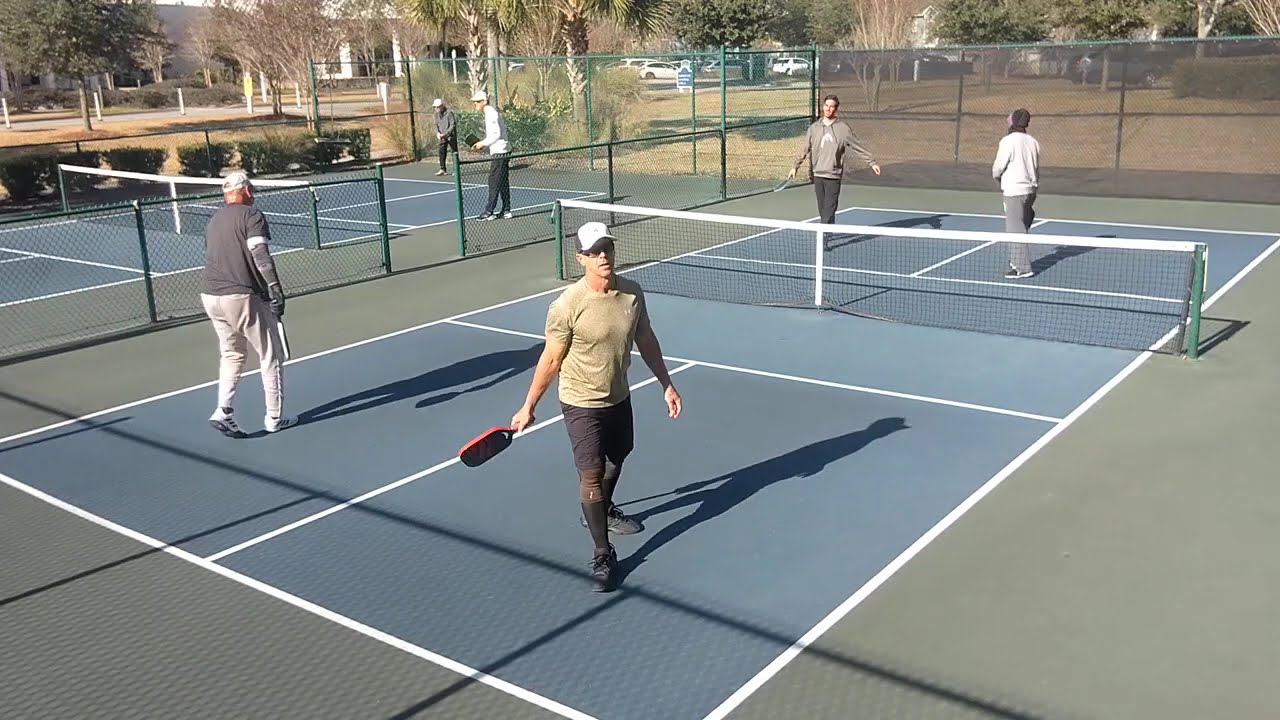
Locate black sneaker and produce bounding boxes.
[1004,268,1034,279]
[589,545,618,592]
[580,504,644,535]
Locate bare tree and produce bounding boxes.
[186,8,226,87]
[1239,0,1280,33]
[212,0,346,117]
[511,10,562,102]
[849,0,914,111]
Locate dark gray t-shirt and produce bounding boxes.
[203,203,271,297]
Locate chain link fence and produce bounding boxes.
[0,173,392,361]
[818,36,1280,204]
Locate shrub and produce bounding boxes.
[103,147,168,174]
[1171,55,1280,100]
[177,141,234,176]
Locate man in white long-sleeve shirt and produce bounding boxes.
[992,108,1040,279]
[470,90,511,221]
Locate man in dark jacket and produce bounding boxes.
[433,98,457,176]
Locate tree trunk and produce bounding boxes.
[463,14,487,96]
[561,13,588,123]
[78,78,93,131]
[204,66,213,88]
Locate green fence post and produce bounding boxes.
[453,150,466,256]
[809,42,818,119]
[58,166,70,212]
[404,57,420,162]
[374,163,393,272]
[691,62,698,175]
[586,59,594,171]
[719,45,727,199]
[308,58,321,136]
[607,142,615,202]
[203,129,215,176]
[1186,244,1207,359]
[953,51,965,166]
[132,201,158,324]
[553,200,564,280]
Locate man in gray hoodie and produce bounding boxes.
[433,98,457,176]
[789,94,881,229]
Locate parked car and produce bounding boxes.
[771,56,811,76]
[633,61,680,80]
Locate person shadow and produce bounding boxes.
[296,343,542,425]
[615,417,910,582]
[827,215,947,251]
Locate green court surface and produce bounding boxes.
[1,180,1278,720]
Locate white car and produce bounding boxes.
[633,61,680,80]
[771,57,811,76]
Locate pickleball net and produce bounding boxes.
[554,199,1209,356]
[55,164,387,250]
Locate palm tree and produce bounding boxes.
[543,0,669,120]
[399,0,517,95]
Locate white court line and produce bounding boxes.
[0,255,38,265]
[694,253,1183,305]
[0,204,1274,718]
[908,217,1048,277]
[0,246,145,275]
[203,365,695,563]
[447,320,1061,424]
[841,203,1278,238]
[910,241,998,277]
[0,471,600,720]
[388,176,603,196]
[698,232,1280,720]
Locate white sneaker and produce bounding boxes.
[264,414,298,433]
[209,408,246,438]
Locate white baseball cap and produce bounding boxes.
[432,98,443,107]
[221,171,251,192]
[470,90,488,102]
[576,221,616,253]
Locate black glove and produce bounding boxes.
[268,283,285,319]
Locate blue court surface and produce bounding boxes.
[0,173,600,307]
[0,203,1276,720]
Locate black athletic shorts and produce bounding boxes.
[561,396,634,470]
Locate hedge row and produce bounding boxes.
[1171,55,1280,100]
[0,128,372,203]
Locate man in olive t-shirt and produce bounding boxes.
[511,221,683,593]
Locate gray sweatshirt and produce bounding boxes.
[793,119,876,179]
[435,107,456,136]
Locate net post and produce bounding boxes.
[58,165,70,212]
[169,181,181,233]
[309,185,321,251]
[453,150,466,256]
[1186,243,1207,359]
[132,201,158,324]
[814,229,824,307]
[553,200,565,280]
[374,163,392,272]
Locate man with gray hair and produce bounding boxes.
[200,170,296,437]
[433,98,456,176]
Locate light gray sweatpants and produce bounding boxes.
[201,292,285,418]
[1003,192,1036,273]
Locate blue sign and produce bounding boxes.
[677,61,693,91]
